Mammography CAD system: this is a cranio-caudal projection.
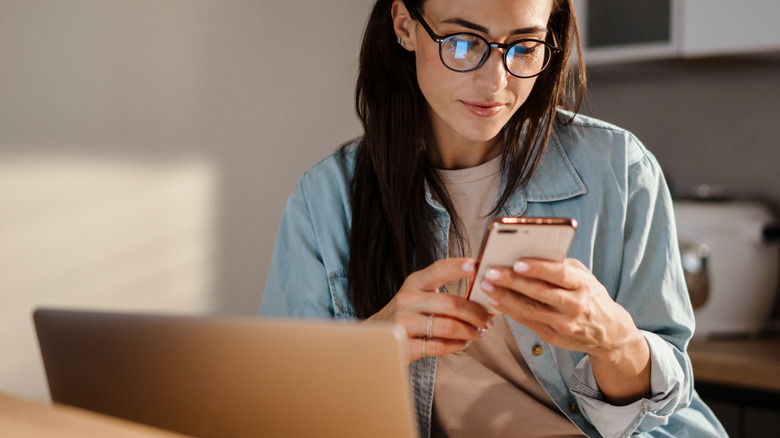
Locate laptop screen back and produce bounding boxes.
[34,308,418,438]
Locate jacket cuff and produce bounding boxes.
[568,331,691,438]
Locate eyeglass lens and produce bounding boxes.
[440,34,550,78]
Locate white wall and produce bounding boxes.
[0,0,370,401]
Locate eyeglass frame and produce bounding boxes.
[402,0,561,79]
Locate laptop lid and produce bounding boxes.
[33,308,418,438]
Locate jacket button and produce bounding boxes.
[531,345,543,356]
[569,402,578,414]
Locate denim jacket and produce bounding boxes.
[259,111,727,438]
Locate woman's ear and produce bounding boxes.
[391,0,417,51]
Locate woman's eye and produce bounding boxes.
[512,42,538,56]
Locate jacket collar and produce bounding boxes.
[502,127,588,217]
[424,125,588,216]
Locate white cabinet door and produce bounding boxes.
[577,0,780,64]
[679,0,780,57]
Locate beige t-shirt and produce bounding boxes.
[432,157,585,438]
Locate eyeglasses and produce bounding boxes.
[403,1,561,79]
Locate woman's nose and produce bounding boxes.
[474,48,508,93]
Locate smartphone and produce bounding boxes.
[465,217,577,313]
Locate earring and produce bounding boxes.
[397,37,404,47]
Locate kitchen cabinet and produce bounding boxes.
[689,335,780,437]
[576,0,780,64]
[698,384,780,438]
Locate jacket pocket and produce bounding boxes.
[327,270,356,319]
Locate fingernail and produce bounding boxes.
[480,280,494,292]
[488,297,499,307]
[462,260,475,272]
[485,268,500,280]
[485,317,494,330]
[479,328,488,337]
[465,341,473,348]
[513,261,529,272]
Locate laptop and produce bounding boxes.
[33,308,418,438]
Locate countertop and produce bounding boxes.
[0,392,191,438]
[688,334,780,393]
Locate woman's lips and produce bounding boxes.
[462,101,504,117]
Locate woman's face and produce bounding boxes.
[396,0,554,161]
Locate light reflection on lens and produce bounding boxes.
[442,35,486,70]
[454,40,469,59]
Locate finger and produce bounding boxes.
[485,283,562,324]
[479,285,565,345]
[511,258,586,290]
[565,257,588,270]
[407,258,475,292]
[483,266,570,310]
[393,285,491,331]
[425,313,487,340]
[396,293,491,333]
[408,337,470,362]
[417,293,492,330]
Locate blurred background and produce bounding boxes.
[1,1,779,428]
[1,0,369,402]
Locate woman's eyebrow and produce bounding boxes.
[441,17,547,36]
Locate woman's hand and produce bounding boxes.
[480,258,651,405]
[366,258,493,363]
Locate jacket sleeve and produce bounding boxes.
[258,182,336,319]
[569,144,697,437]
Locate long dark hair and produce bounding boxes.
[346,0,586,318]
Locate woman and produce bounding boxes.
[260,0,727,436]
